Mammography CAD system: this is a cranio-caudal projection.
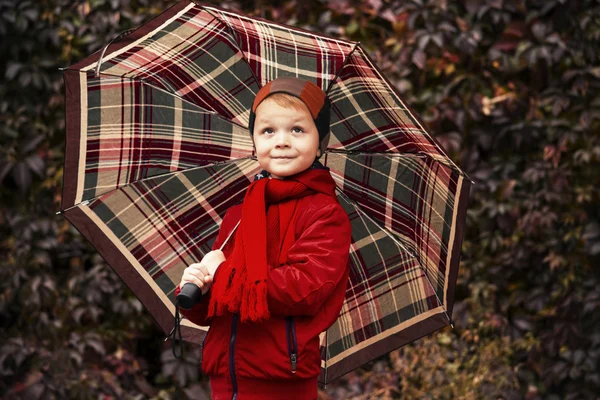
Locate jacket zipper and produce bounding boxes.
[200,329,208,366]
[286,316,298,373]
[230,313,238,400]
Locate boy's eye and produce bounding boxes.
[292,127,304,133]
[263,128,274,134]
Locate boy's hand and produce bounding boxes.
[179,250,226,294]
[201,250,226,275]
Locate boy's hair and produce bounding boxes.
[260,92,310,113]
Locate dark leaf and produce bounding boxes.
[412,49,426,69]
[184,383,211,400]
[85,338,105,356]
[531,22,547,42]
[21,135,45,153]
[25,155,45,178]
[464,0,481,15]
[19,72,32,86]
[12,162,31,193]
[0,160,14,183]
[431,33,443,48]
[5,62,22,79]
[417,34,430,50]
[513,317,534,332]
[22,8,38,21]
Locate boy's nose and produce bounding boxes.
[274,132,290,147]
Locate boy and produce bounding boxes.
[174,77,352,400]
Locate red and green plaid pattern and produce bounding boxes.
[61,0,470,384]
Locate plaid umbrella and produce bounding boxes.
[58,0,471,384]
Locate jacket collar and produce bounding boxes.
[254,160,329,182]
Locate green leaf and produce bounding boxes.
[346,20,359,35]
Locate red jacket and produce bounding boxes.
[174,192,351,400]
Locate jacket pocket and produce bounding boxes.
[286,316,298,374]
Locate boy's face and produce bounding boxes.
[252,98,320,179]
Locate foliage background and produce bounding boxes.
[1,0,599,398]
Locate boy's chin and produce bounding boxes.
[266,166,310,179]
[268,170,294,179]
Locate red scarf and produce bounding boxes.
[207,168,337,323]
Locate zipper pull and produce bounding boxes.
[290,353,297,373]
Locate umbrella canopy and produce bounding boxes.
[59,0,471,384]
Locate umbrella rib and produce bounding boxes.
[56,156,256,215]
[201,7,263,89]
[325,330,329,385]
[327,150,430,157]
[322,48,473,184]
[94,28,136,78]
[356,47,473,184]
[322,43,473,185]
[334,187,453,326]
[334,187,418,260]
[90,72,250,130]
[198,2,357,48]
[65,8,252,130]
[62,67,251,130]
[203,3,360,94]
[325,150,474,183]
[325,42,361,96]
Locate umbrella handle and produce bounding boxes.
[177,283,206,309]
[176,220,241,309]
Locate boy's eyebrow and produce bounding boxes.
[257,116,307,124]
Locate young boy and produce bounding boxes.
[174,77,352,400]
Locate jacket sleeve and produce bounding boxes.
[174,206,239,326]
[267,202,352,317]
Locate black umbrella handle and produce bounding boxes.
[177,283,206,309]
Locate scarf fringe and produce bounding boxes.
[241,280,270,322]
